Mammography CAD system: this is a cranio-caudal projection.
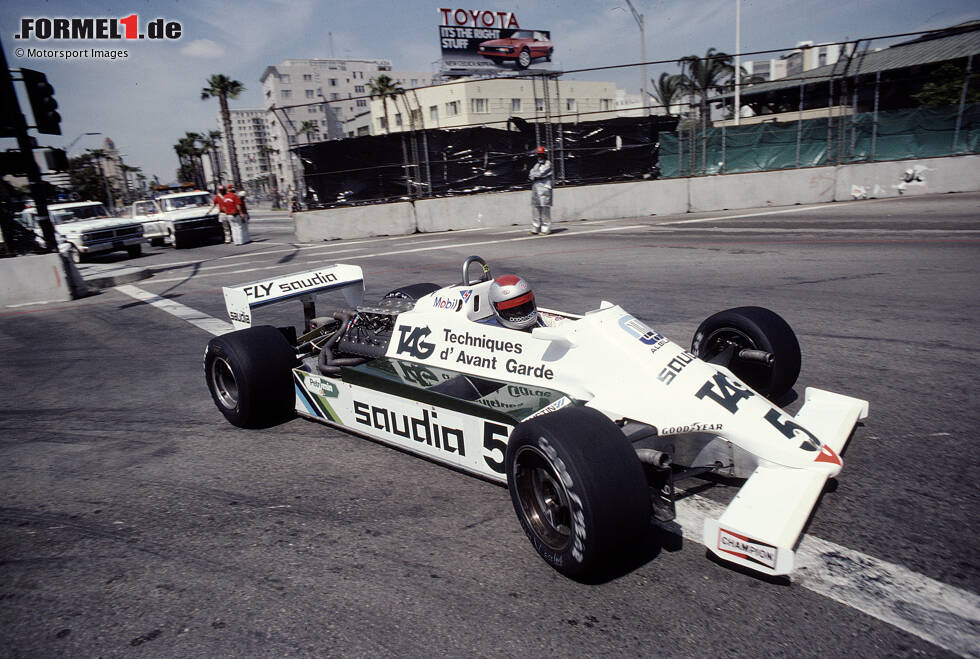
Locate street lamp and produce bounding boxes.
[64,131,101,155]
[624,0,648,116]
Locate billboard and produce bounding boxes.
[438,7,552,72]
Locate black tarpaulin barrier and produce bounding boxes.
[294,115,678,207]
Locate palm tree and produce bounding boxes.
[174,135,204,188]
[299,120,320,144]
[198,130,223,187]
[649,72,686,117]
[201,74,245,188]
[367,74,403,134]
[678,48,736,122]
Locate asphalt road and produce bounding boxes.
[1,193,978,657]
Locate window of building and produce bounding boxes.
[395,113,402,127]
[330,92,340,100]
[429,105,438,122]
[379,117,388,130]
[288,135,296,144]
[356,99,368,107]
[535,98,544,112]
[303,74,313,81]
[446,101,460,116]
[354,85,365,93]
[511,98,521,112]
[309,107,318,113]
[280,74,290,82]
[281,89,291,99]
[305,89,315,98]
[471,98,488,113]
[566,98,576,111]
[601,98,612,111]
[329,78,337,86]
[411,109,422,125]
[411,79,418,86]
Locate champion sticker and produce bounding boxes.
[717,528,777,570]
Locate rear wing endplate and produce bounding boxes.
[222,264,364,330]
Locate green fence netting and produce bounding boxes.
[658,103,980,177]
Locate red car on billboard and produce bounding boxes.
[478,30,553,69]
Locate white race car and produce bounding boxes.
[205,257,868,579]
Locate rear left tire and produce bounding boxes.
[205,326,297,428]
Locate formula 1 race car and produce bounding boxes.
[205,257,868,579]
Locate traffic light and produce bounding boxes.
[21,69,61,135]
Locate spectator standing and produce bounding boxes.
[528,146,553,235]
[207,185,231,243]
[222,185,251,245]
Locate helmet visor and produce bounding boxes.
[495,291,536,325]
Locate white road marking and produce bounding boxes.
[115,284,232,336]
[660,197,902,226]
[147,225,646,284]
[662,494,980,658]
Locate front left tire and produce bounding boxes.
[506,406,651,579]
[205,326,297,428]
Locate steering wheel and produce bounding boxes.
[462,255,492,285]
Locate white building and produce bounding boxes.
[367,77,619,135]
[217,108,272,194]
[746,41,843,81]
[260,58,434,194]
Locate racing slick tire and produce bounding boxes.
[506,406,651,580]
[381,283,440,302]
[691,306,801,401]
[205,326,297,428]
[517,48,532,69]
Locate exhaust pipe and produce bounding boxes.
[635,448,671,467]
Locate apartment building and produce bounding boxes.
[366,77,619,135]
[260,58,433,193]
[217,108,272,193]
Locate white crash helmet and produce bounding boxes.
[489,274,538,330]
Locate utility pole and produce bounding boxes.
[624,0,648,116]
[0,37,59,250]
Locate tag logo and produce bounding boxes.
[396,325,435,359]
[459,289,473,303]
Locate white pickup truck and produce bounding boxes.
[20,201,146,263]
[129,190,223,248]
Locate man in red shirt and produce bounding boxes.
[222,185,250,245]
[207,185,231,243]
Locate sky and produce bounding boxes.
[2,0,977,183]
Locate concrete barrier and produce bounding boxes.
[294,202,416,242]
[690,166,838,211]
[835,155,980,200]
[415,191,527,232]
[0,253,85,307]
[292,154,978,241]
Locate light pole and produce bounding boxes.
[734,0,741,125]
[624,0,648,116]
[64,131,101,156]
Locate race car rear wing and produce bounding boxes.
[222,264,364,331]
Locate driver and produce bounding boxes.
[485,275,545,331]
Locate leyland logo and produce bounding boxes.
[14,15,183,41]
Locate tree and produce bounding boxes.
[173,134,205,188]
[198,130,223,188]
[201,74,245,188]
[649,72,686,116]
[69,151,108,205]
[299,120,320,144]
[367,74,403,134]
[678,48,736,121]
[910,62,980,107]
